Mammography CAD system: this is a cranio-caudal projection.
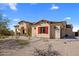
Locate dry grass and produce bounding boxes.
[0,39,30,50]
[15,40,30,46]
[0,40,5,43]
[0,39,30,45]
[0,35,8,39]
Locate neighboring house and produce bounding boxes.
[73,30,79,37]
[14,20,74,39]
[74,30,79,36]
[14,21,32,36]
[74,32,78,36]
[78,30,79,36]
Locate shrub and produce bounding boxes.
[33,44,61,56]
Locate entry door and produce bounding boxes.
[55,26,61,39]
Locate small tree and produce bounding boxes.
[0,13,12,37]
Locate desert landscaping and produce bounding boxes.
[0,36,79,56]
[1,3,79,56]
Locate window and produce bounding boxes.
[21,27,25,34]
[41,27,45,33]
[38,26,48,34]
[23,29,25,34]
[34,27,36,29]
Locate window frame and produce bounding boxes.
[40,27,46,33]
[38,26,48,34]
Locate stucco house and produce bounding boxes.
[74,30,79,36]
[14,21,32,36]
[14,19,74,39]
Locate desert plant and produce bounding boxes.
[33,44,61,56]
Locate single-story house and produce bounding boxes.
[14,19,74,39]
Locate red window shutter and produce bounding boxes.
[45,26,48,34]
[38,27,40,34]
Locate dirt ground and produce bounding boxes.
[0,38,79,56]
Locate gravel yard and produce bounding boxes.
[0,36,79,56]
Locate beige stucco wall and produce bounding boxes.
[32,23,50,38]
[14,26,21,35]
[32,22,68,39]
[55,26,61,39]
[18,22,28,33]
[50,25,55,39]
[32,22,66,39]
[65,28,74,37]
[14,27,18,35]
[50,22,66,38]
[15,22,31,36]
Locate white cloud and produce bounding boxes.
[65,17,71,20]
[0,3,17,11]
[12,18,20,22]
[50,4,59,10]
[8,3,17,11]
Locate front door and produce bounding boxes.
[55,26,61,39]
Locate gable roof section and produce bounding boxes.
[33,20,50,25]
[18,19,68,26]
[18,20,33,24]
[33,19,67,25]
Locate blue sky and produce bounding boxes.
[0,3,79,31]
